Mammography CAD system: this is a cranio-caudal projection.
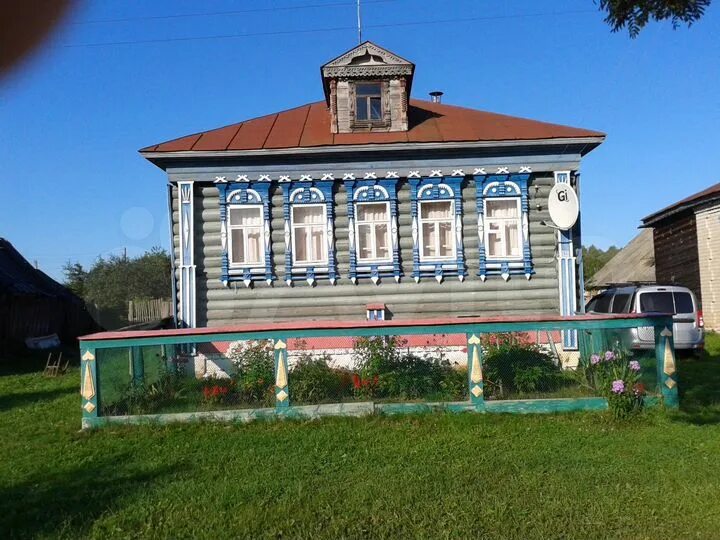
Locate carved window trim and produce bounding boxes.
[281,180,337,286]
[344,178,400,284]
[476,173,533,282]
[409,177,466,283]
[216,181,273,287]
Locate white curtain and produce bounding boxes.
[229,207,262,264]
[486,199,518,218]
[293,206,326,263]
[420,201,451,219]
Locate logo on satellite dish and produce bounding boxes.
[548,184,579,230]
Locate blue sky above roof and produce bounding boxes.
[1,0,718,280]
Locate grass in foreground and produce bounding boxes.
[0,334,718,539]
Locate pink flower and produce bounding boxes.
[628,360,641,372]
[590,354,601,365]
[611,380,625,394]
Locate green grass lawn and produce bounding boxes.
[0,333,719,539]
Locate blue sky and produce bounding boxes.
[2,0,719,281]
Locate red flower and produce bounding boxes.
[352,374,361,389]
[633,382,646,396]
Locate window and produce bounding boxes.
[216,182,273,287]
[673,292,694,314]
[419,200,455,259]
[593,294,612,313]
[476,174,533,281]
[356,202,390,262]
[611,293,630,314]
[292,205,327,265]
[485,199,522,259]
[355,83,382,122]
[228,206,263,266]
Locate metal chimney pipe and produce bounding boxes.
[429,91,443,103]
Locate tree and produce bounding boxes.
[64,247,172,328]
[582,244,620,282]
[599,0,712,37]
[62,261,87,298]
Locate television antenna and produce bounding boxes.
[357,0,362,43]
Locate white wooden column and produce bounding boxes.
[178,180,196,328]
[554,171,577,349]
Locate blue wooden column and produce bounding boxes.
[273,339,290,409]
[80,346,99,428]
[554,171,578,349]
[178,180,196,327]
[467,333,485,409]
[655,324,679,408]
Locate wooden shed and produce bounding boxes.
[0,238,97,353]
[140,42,605,350]
[642,182,720,331]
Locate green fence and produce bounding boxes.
[78,314,679,428]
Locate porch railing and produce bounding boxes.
[78,313,679,429]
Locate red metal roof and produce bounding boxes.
[642,182,720,225]
[140,99,604,154]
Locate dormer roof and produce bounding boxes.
[320,41,415,104]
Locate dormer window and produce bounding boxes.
[322,42,414,133]
[355,83,383,123]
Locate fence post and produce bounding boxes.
[467,333,485,409]
[80,345,99,428]
[655,322,679,408]
[129,346,144,386]
[274,339,290,409]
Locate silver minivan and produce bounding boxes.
[586,285,705,352]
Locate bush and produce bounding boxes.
[351,336,467,401]
[481,334,565,398]
[226,340,275,405]
[291,354,352,403]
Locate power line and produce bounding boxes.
[63,9,596,48]
[71,0,397,25]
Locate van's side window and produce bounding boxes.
[611,293,630,313]
[594,294,612,313]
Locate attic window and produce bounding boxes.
[355,82,383,123]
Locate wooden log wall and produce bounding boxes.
[173,176,560,326]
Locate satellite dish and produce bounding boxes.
[548,183,579,230]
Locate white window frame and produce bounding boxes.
[418,200,457,262]
[354,201,392,264]
[227,204,265,268]
[484,197,523,261]
[291,203,328,266]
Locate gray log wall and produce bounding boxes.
[172,176,560,326]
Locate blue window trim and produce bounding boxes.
[409,176,466,283]
[216,181,273,287]
[280,180,337,286]
[476,173,533,281]
[344,178,401,284]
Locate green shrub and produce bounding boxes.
[227,340,275,405]
[482,336,565,398]
[290,354,352,403]
[352,336,467,401]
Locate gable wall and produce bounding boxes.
[653,212,702,301]
[172,176,561,326]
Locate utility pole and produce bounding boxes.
[357,0,362,43]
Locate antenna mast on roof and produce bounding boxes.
[357,0,362,43]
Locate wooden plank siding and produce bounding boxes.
[696,203,720,330]
[172,176,560,326]
[653,212,702,301]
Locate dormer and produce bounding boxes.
[321,41,415,134]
